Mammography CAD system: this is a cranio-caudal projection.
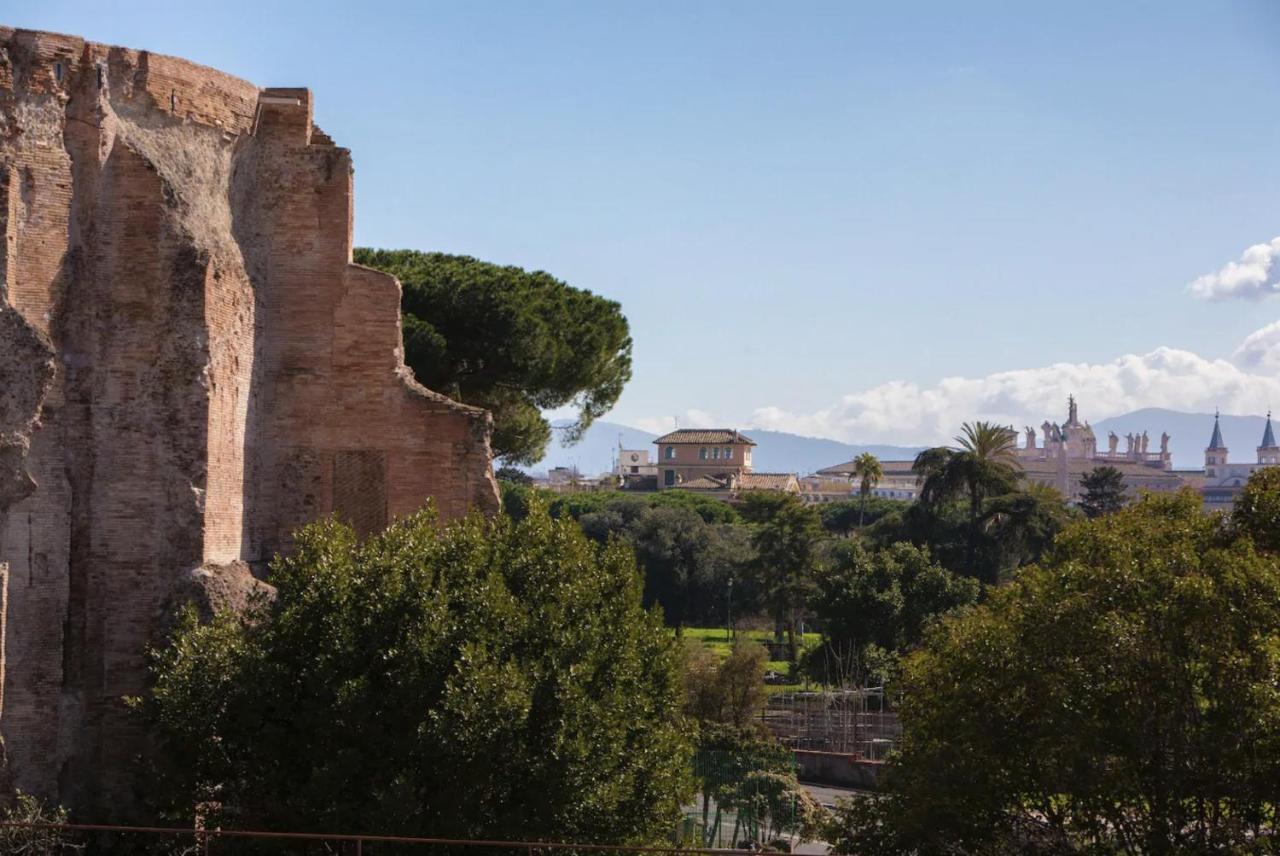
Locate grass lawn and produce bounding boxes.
[677,625,821,694]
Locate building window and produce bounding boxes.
[712,448,721,460]
[664,469,675,486]
[54,62,64,83]
[699,447,708,460]
[724,447,732,459]
[665,446,675,460]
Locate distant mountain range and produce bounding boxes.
[532,420,923,477]
[528,409,1273,476]
[1093,409,1269,470]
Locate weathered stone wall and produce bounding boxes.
[0,27,499,813]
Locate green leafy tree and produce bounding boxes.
[808,541,978,685]
[728,769,825,846]
[355,249,632,465]
[741,492,824,663]
[138,504,691,844]
[1234,466,1280,553]
[818,497,910,535]
[913,422,1019,581]
[630,507,718,630]
[869,483,1069,586]
[692,726,801,849]
[494,464,534,485]
[1078,464,1127,518]
[578,501,754,627]
[978,482,1074,580]
[851,453,884,528]
[683,639,769,731]
[832,490,1280,853]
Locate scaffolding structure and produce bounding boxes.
[763,689,901,760]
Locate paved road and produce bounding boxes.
[798,781,869,809]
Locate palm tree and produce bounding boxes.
[851,452,883,528]
[913,421,1020,579]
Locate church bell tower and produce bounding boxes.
[1205,411,1228,478]
[1259,412,1279,466]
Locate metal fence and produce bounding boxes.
[0,822,773,856]
[763,689,900,759]
[688,749,810,850]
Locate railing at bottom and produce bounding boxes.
[0,821,771,855]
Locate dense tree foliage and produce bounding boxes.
[868,433,1070,584]
[807,541,979,685]
[977,482,1074,578]
[830,487,1280,853]
[741,492,824,662]
[913,422,1020,581]
[1234,465,1280,553]
[866,487,1071,586]
[139,504,691,844]
[498,485,754,626]
[500,482,741,525]
[355,249,632,465]
[818,497,911,534]
[1078,464,1127,518]
[683,640,769,731]
[494,464,534,485]
[685,658,825,849]
[692,726,823,849]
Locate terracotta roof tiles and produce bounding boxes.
[653,428,757,446]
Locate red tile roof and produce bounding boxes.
[739,473,799,492]
[653,428,757,446]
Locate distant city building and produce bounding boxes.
[612,446,658,490]
[1199,411,1279,512]
[546,465,581,487]
[816,459,924,500]
[820,397,1192,504]
[798,475,855,504]
[652,428,799,497]
[615,448,655,476]
[1008,396,1185,502]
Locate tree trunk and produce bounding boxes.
[968,483,981,578]
[787,612,799,664]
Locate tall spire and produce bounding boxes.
[1208,410,1226,450]
[1262,411,1277,450]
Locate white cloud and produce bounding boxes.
[1188,237,1280,301]
[745,320,1280,447]
[1231,319,1280,374]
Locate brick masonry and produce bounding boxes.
[0,27,500,813]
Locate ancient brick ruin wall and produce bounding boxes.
[0,27,499,812]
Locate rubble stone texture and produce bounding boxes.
[0,27,500,812]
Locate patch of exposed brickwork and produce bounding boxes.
[0,27,499,813]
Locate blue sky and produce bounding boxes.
[14,1,1280,444]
